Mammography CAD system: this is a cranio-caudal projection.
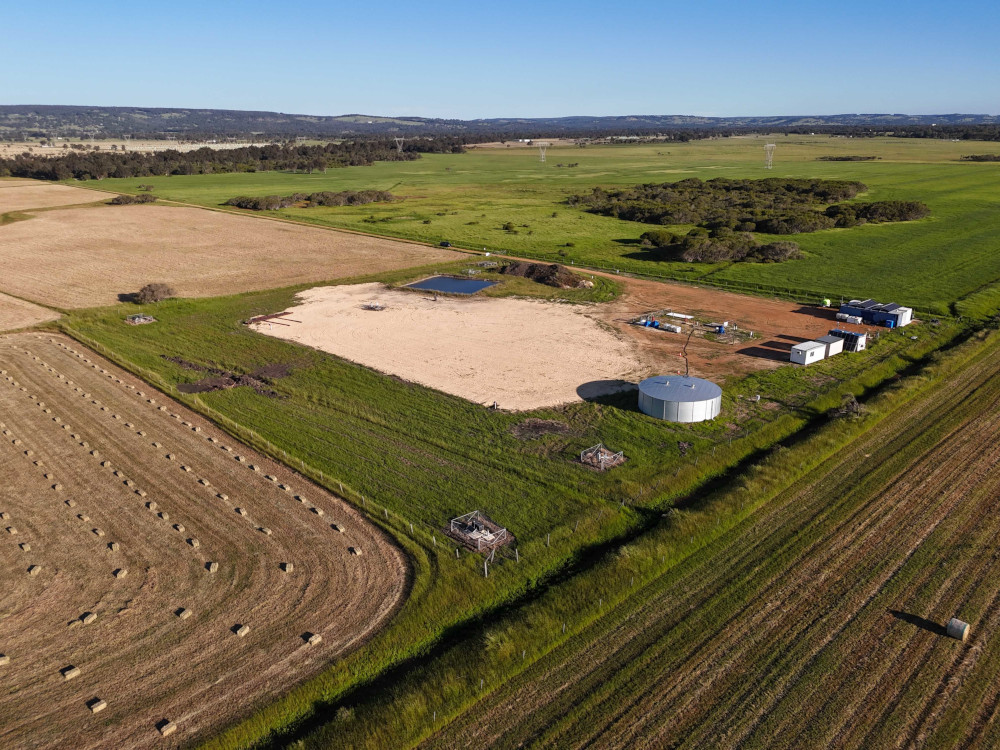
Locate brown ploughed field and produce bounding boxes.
[0,203,463,308]
[0,333,407,749]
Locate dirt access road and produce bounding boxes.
[0,333,407,749]
[424,334,1000,749]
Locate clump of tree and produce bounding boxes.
[109,193,158,204]
[224,190,395,211]
[569,178,866,227]
[817,155,880,161]
[824,200,929,227]
[571,177,928,247]
[134,283,175,303]
[960,154,1000,161]
[640,228,802,263]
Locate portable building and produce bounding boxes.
[840,299,913,328]
[816,334,844,358]
[827,329,868,352]
[790,341,826,366]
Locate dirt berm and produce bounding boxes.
[499,262,591,289]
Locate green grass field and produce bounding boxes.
[91,136,1000,315]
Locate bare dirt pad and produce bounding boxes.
[0,179,109,213]
[594,274,872,381]
[253,283,644,411]
[0,333,406,749]
[0,292,59,331]
[0,204,462,308]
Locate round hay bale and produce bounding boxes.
[65,499,76,507]
[19,542,31,551]
[53,484,62,491]
[250,465,260,472]
[947,618,970,641]
[187,538,199,548]
[310,507,324,517]
[113,568,128,579]
[90,450,99,456]
[158,406,167,411]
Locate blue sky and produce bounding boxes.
[1,0,997,118]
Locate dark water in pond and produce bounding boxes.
[405,276,498,294]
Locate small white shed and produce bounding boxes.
[790,341,826,366]
[815,334,845,358]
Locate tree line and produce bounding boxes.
[224,190,395,211]
[0,140,444,181]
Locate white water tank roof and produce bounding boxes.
[638,376,722,402]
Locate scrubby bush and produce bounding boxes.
[135,283,175,304]
[109,193,157,205]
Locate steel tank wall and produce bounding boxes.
[638,392,722,423]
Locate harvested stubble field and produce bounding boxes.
[0,333,406,749]
[422,334,1000,749]
[0,179,109,213]
[0,201,462,308]
[0,291,59,331]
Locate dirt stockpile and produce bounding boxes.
[499,262,587,289]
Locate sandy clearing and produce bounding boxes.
[0,204,462,308]
[0,179,110,213]
[0,292,59,331]
[0,332,407,749]
[253,283,645,410]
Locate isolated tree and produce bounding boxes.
[135,283,175,304]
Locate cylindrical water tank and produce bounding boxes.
[637,376,722,423]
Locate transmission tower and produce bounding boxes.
[764,143,775,169]
[394,137,405,154]
[538,142,549,162]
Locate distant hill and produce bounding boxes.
[0,105,997,139]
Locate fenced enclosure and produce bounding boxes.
[447,510,511,553]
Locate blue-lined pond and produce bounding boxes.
[405,276,498,295]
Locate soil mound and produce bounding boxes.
[511,418,571,440]
[499,262,585,289]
